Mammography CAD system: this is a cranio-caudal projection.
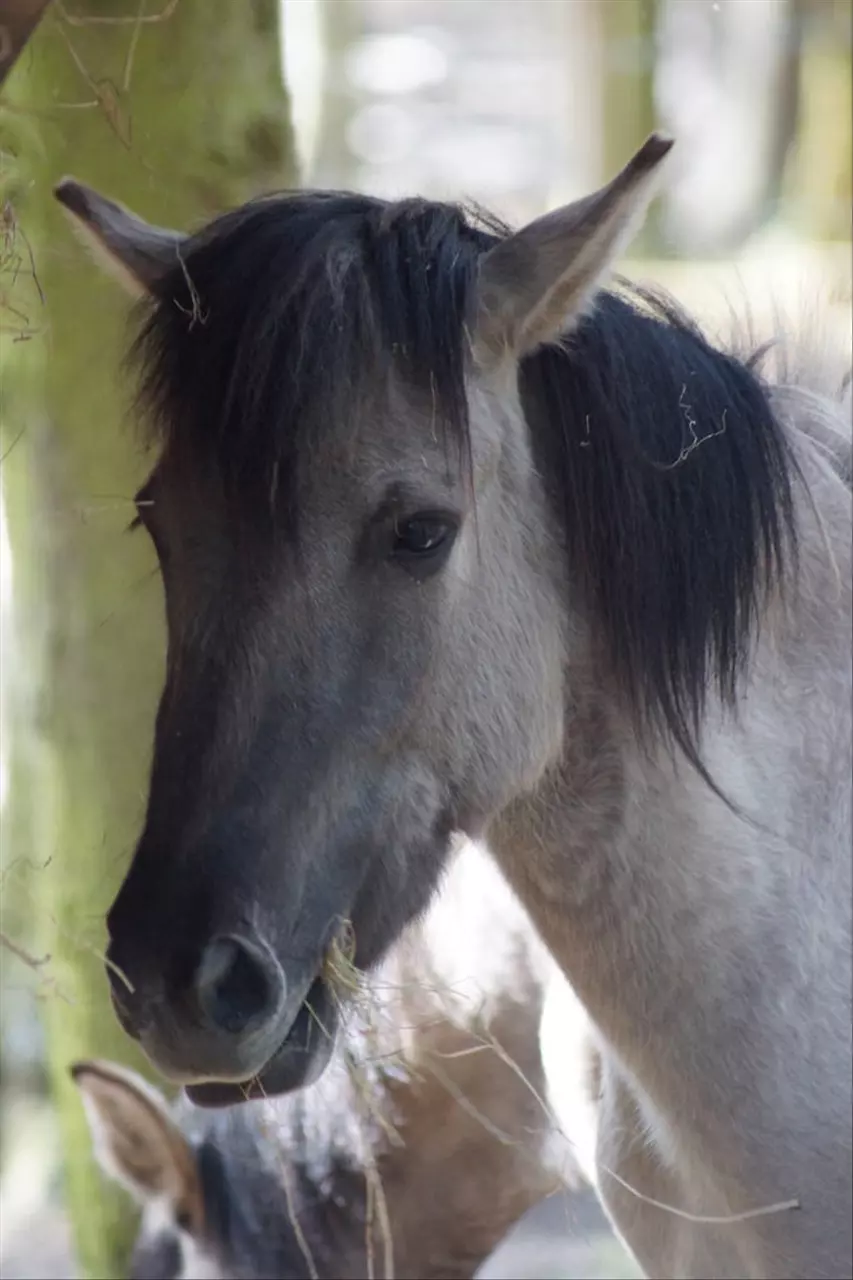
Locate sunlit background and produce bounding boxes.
[1,1,850,1276]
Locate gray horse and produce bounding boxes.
[56,134,851,1278]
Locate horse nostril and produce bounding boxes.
[194,935,283,1036]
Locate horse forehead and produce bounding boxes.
[448,358,522,447]
[294,398,467,510]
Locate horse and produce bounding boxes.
[55,133,852,1278]
[72,842,580,1280]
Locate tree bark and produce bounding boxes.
[0,0,52,88]
[596,0,662,255]
[2,3,297,1275]
[782,0,852,241]
[311,0,362,189]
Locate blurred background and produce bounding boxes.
[0,1,850,1277]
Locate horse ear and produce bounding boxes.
[71,1060,201,1221]
[54,179,185,299]
[473,133,674,362]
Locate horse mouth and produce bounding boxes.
[184,976,338,1108]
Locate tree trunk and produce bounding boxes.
[311,0,362,189]
[2,4,297,1275]
[0,0,52,88]
[596,0,662,255]
[782,0,852,241]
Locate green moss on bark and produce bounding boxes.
[2,4,297,1274]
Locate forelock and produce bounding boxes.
[129,191,506,535]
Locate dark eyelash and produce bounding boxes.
[127,514,142,534]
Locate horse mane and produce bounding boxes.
[521,284,798,774]
[130,190,799,775]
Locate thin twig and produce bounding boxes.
[0,932,72,1004]
[475,1023,801,1226]
[251,1072,319,1280]
[0,426,25,466]
[46,915,135,993]
[173,244,207,327]
[280,1145,320,1280]
[652,385,728,471]
[120,0,146,94]
[364,1167,376,1280]
[54,19,132,148]
[372,964,803,1233]
[56,0,179,26]
[0,929,50,968]
[600,1167,799,1226]
[421,1049,516,1147]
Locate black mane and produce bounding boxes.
[132,190,798,771]
[521,286,797,770]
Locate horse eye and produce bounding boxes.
[392,514,455,569]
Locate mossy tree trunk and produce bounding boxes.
[2,4,297,1275]
[0,0,52,88]
[782,0,852,241]
[596,0,662,255]
[312,0,362,189]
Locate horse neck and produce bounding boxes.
[488,407,852,1132]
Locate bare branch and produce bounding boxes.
[55,0,178,26]
[0,928,50,969]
